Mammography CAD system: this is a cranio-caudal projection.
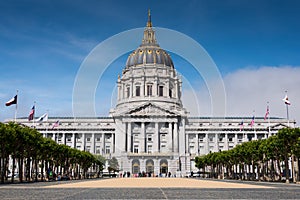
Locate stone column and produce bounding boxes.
[185,134,189,154]
[111,133,115,153]
[91,133,95,154]
[224,133,229,150]
[130,78,133,98]
[154,122,159,153]
[234,133,238,146]
[166,79,169,97]
[154,159,160,176]
[142,77,145,97]
[72,133,76,148]
[127,122,132,153]
[168,122,172,151]
[175,79,178,99]
[141,122,145,153]
[253,131,257,140]
[215,133,219,152]
[205,133,209,154]
[174,122,178,153]
[61,132,65,145]
[82,133,86,151]
[195,134,199,155]
[154,78,158,97]
[179,119,185,155]
[102,133,105,155]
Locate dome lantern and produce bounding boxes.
[125,10,174,69]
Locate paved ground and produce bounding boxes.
[1,178,300,199]
[43,177,272,188]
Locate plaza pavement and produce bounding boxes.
[3,178,300,199]
[44,177,272,188]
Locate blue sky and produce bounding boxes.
[1,0,300,125]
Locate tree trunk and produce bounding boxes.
[1,156,5,184]
[35,159,38,182]
[11,155,15,183]
[292,155,296,183]
[277,159,282,182]
[285,155,290,183]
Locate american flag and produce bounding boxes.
[28,106,35,121]
[52,120,60,129]
[250,116,255,127]
[239,120,244,131]
[264,106,269,120]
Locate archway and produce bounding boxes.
[146,159,154,173]
[160,159,168,174]
[132,159,140,174]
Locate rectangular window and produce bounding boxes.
[159,86,163,96]
[189,146,194,153]
[96,146,101,154]
[147,145,152,153]
[136,86,140,96]
[147,85,152,96]
[134,145,139,153]
[86,146,91,152]
[105,146,110,154]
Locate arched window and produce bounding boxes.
[132,159,140,174]
[160,159,168,174]
[146,159,154,173]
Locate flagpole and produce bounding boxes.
[286,103,290,127]
[253,110,256,139]
[267,102,271,138]
[45,110,49,138]
[33,101,36,128]
[285,91,290,127]
[14,90,18,123]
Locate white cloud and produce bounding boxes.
[182,66,300,126]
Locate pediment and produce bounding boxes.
[271,123,289,129]
[125,103,179,116]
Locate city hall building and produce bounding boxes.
[14,13,294,177]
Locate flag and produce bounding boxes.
[264,106,269,120]
[282,94,291,105]
[52,120,59,129]
[37,113,48,122]
[28,106,35,121]
[250,116,255,127]
[239,120,244,131]
[5,95,17,106]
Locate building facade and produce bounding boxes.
[15,13,294,177]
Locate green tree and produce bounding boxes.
[108,157,119,173]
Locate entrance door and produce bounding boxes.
[160,159,168,174]
[132,159,140,174]
[146,159,154,173]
